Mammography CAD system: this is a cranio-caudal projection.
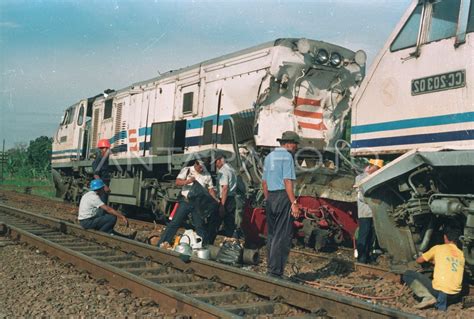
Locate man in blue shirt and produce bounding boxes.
[262,131,300,278]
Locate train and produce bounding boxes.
[52,0,473,276]
[352,0,474,276]
[52,37,365,248]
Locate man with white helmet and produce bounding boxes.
[78,179,135,239]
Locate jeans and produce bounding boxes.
[403,270,458,311]
[158,200,208,245]
[207,196,237,245]
[79,213,117,234]
[266,190,293,277]
[356,217,374,263]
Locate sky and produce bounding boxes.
[0,0,412,148]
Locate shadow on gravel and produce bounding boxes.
[291,259,354,281]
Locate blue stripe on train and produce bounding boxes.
[53,112,247,154]
[351,129,474,148]
[352,111,474,134]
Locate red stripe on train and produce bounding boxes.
[298,121,327,130]
[294,97,321,107]
[294,109,323,119]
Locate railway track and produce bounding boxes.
[0,203,420,318]
[0,190,403,284]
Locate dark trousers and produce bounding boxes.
[403,270,458,310]
[80,214,117,234]
[208,196,237,245]
[158,200,208,246]
[266,190,293,277]
[356,217,374,263]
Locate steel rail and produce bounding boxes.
[0,204,421,318]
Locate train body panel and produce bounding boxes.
[352,0,474,275]
[352,0,474,155]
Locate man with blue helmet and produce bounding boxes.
[78,179,135,238]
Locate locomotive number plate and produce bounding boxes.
[411,70,465,96]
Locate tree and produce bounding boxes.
[27,136,52,177]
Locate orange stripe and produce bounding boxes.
[128,129,137,134]
[294,109,323,119]
[129,138,137,142]
[298,121,327,130]
[129,146,138,151]
[294,97,321,107]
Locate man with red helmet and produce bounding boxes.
[93,139,111,203]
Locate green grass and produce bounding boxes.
[0,176,56,199]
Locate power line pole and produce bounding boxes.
[1,139,4,183]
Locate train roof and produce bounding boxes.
[91,37,356,101]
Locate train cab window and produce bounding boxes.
[77,106,84,126]
[390,4,422,52]
[467,0,474,33]
[104,99,113,119]
[182,92,194,114]
[62,107,75,125]
[61,109,69,125]
[427,0,461,42]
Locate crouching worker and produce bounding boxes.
[157,159,217,247]
[78,179,136,239]
[403,227,465,310]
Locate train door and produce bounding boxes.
[175,82,199,150]
[75,100,88,160]
[54,103,78,161]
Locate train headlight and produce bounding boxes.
[330,52,342,67]
[315,49,329,64]
[355,50,367,67]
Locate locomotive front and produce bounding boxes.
[243,39,367,248]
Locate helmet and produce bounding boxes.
[369,159,384,168]
[97,139,111,149]
[90,179,105,191]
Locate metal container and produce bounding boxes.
[174,243,192,256]
[193,248,210,260]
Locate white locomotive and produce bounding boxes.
[353,0,474,274]
[52,38,365,241]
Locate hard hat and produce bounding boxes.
[90,179,105,191]
[369,159,384,168]
[97,139,111,149]
[180,230,203,249]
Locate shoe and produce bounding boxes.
[266,272,282,279]
[415,297,436,309]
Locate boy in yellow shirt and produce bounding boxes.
[403,228,465,310]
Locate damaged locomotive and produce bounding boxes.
[352,0,474,277]
[51,38,366,250]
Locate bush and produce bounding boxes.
[3,136,52,179]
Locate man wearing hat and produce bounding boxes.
[262,131,300,278]
[355,158,384,264]
[208,152,238,244]
[157,158,217,247]
[78,179,136,239]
